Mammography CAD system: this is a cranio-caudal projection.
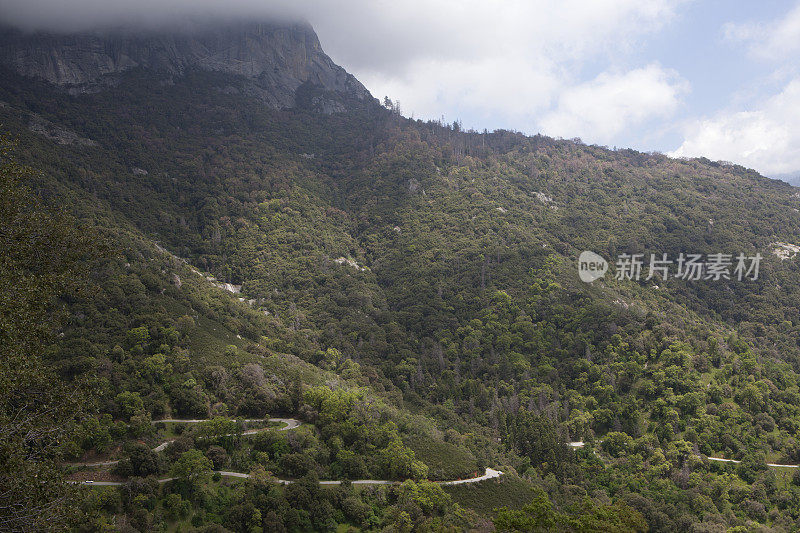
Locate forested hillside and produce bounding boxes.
[3,20,800,532]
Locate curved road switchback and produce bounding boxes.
[69,418,301,467]
[69,417,505,486]
[70,467,504,487]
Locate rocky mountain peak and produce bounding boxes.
[0,20,372,110]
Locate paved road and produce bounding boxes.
[268,418,301,431]
[69,418,302,468]
[707,456,799,468]
[70,467,504,487]
[153,417,301,434]
[153,419,263,423]
[439,467,503,485]
[569,441,800,468]
[68,459,122,467]
[70,417,508,487]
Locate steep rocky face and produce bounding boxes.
[0,21,371,110]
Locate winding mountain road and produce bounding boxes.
[70,467,504,487]
[69,418,300,467]
[152,417,300,431]
[569,441,800,468]
[706,457,799,468]
[69,417,504,487]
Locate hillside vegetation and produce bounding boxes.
[2,42,800,531]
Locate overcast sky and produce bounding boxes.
[3,0,800,178]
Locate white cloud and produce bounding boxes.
[1,0,690,145]
[539,65,688,143]
[723,3,800,62]
[307,0,683,72]
[358,56,562,128]
[672,3,800,176]
[309,0,689,136]
[671,79,800,175]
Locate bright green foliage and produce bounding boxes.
[195,417,241,441]
[495,489,647,533]
[494,489,558,532]
[171,449,213,486]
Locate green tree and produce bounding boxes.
[115,391,145,421]
[494,489,559,532]
[0,137,98,531]
[510,410,572,477]
[171,449,213,487]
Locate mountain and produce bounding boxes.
[3,17,800,533]
[0,20,371,110]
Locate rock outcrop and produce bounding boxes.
[0,20,371,110]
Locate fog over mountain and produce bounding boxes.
[0,0,303,31]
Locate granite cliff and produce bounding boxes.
[0,20,371,110]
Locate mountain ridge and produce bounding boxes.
[0,20,372,110]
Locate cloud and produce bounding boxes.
[310,0,689,137]
[723,3,800,62]
[671,78,800,175]
[671,4,800,176]
[0,0,689,146]
[539,65,688,143]
[0,0,308,32]
[357,56,562,129]
[0,0,682,58]
[308,0,682,73]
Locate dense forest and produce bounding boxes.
[2,25,800,532]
